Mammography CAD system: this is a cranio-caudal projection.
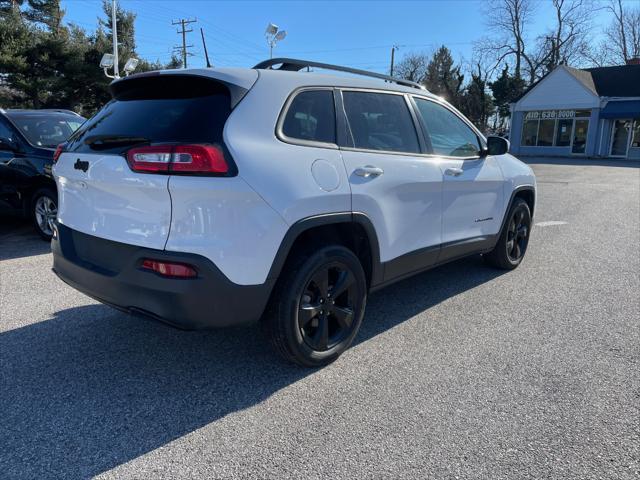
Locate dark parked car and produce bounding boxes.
[0,108,85,239]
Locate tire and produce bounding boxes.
[263,245,367,367]
[31,188,57,241]
[483,197,532,270]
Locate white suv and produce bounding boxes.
[52,59,536,366]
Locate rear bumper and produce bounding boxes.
[51,223,274,329]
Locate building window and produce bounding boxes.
[520,110,591,148]
[522,120,538,146]
[556,119,573,146]
[632,119,640,148]
[538,119,555,146]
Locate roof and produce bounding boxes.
[515,64,640,104]
[563,66,598,95]
[582,65,640,97]
[121,66,439,99]
[3,108,83,117]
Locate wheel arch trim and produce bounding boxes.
[266,212,383,287]
[497,185,536,242]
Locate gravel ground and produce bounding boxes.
[1,158,638,479]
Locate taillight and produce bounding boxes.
[53,143,64,163]
[141,259,198,278]
[126,145,228,174]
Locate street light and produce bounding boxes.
[123,58,139,76]
[265,23,287,59]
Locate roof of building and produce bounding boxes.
[582,65,640,97]
[516,64,640,104]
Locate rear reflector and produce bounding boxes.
[127,144,228,174]
[141,259,198,278]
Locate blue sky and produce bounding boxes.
[60,0,617,74]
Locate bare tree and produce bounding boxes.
[478,0,537,80]
[394,51,429,84]
[478,0,594,83]
[535,0,593,73]
[603,0,640,64]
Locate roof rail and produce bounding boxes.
[253,58,426,91]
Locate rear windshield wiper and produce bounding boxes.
[84,135,150,150]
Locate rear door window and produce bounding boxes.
[414,98,481,157]
[66,76,231,154]
[281,89,336,144]
[342,91,420,154]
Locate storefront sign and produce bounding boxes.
[525,110,576,120]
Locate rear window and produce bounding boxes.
[281,90,336,144]
[66,76,231,154]
[7,113,84,148]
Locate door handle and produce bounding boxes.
[444,167,464,177]
[354,165,384,178]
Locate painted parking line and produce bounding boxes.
[535,221,568,227]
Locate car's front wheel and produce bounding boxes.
[483,197,531,269]
[32,188,57,241]
[263,245,367,367]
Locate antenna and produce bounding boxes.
[200,28,212,68]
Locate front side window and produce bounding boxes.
[281,89,336,144]
[0,121,15,147]
[342,91,420,154]
[414,98,481,157]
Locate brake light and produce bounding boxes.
[53,143,64,163]
[127,145,228,174]
[141,259,197,278]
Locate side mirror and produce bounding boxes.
[486,136,510,156]
[0,136,17,152]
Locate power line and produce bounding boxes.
[172,17,197,68]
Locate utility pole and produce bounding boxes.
[112,0,119,78]
[389,45,400,77]
[172,18,197,69]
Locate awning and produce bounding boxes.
[600,100,640,119]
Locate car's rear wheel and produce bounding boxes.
[32,188,57,241]
[263,245,367,367]
[483,197,531,269]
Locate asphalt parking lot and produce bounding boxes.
[1,158,638,479]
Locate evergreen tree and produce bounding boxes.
[423,46,464,108]
[0,0,180,114]
[460,68,494,132]
[489,65,526,126]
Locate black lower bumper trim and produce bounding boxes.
[52,223,274,329]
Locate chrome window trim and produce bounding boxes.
[275,86,339,150]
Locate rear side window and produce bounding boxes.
[67,76,231,154]
[281,90,336,144]
[342,91,420,154]
[414,98,481,157]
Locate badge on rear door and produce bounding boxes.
[74,159,89,172]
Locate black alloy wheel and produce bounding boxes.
[506,208,530,262]
[298,262,358,352]
[483,197,532,270]
[263,245,367,367]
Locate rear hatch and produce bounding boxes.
[54,73,247,250]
